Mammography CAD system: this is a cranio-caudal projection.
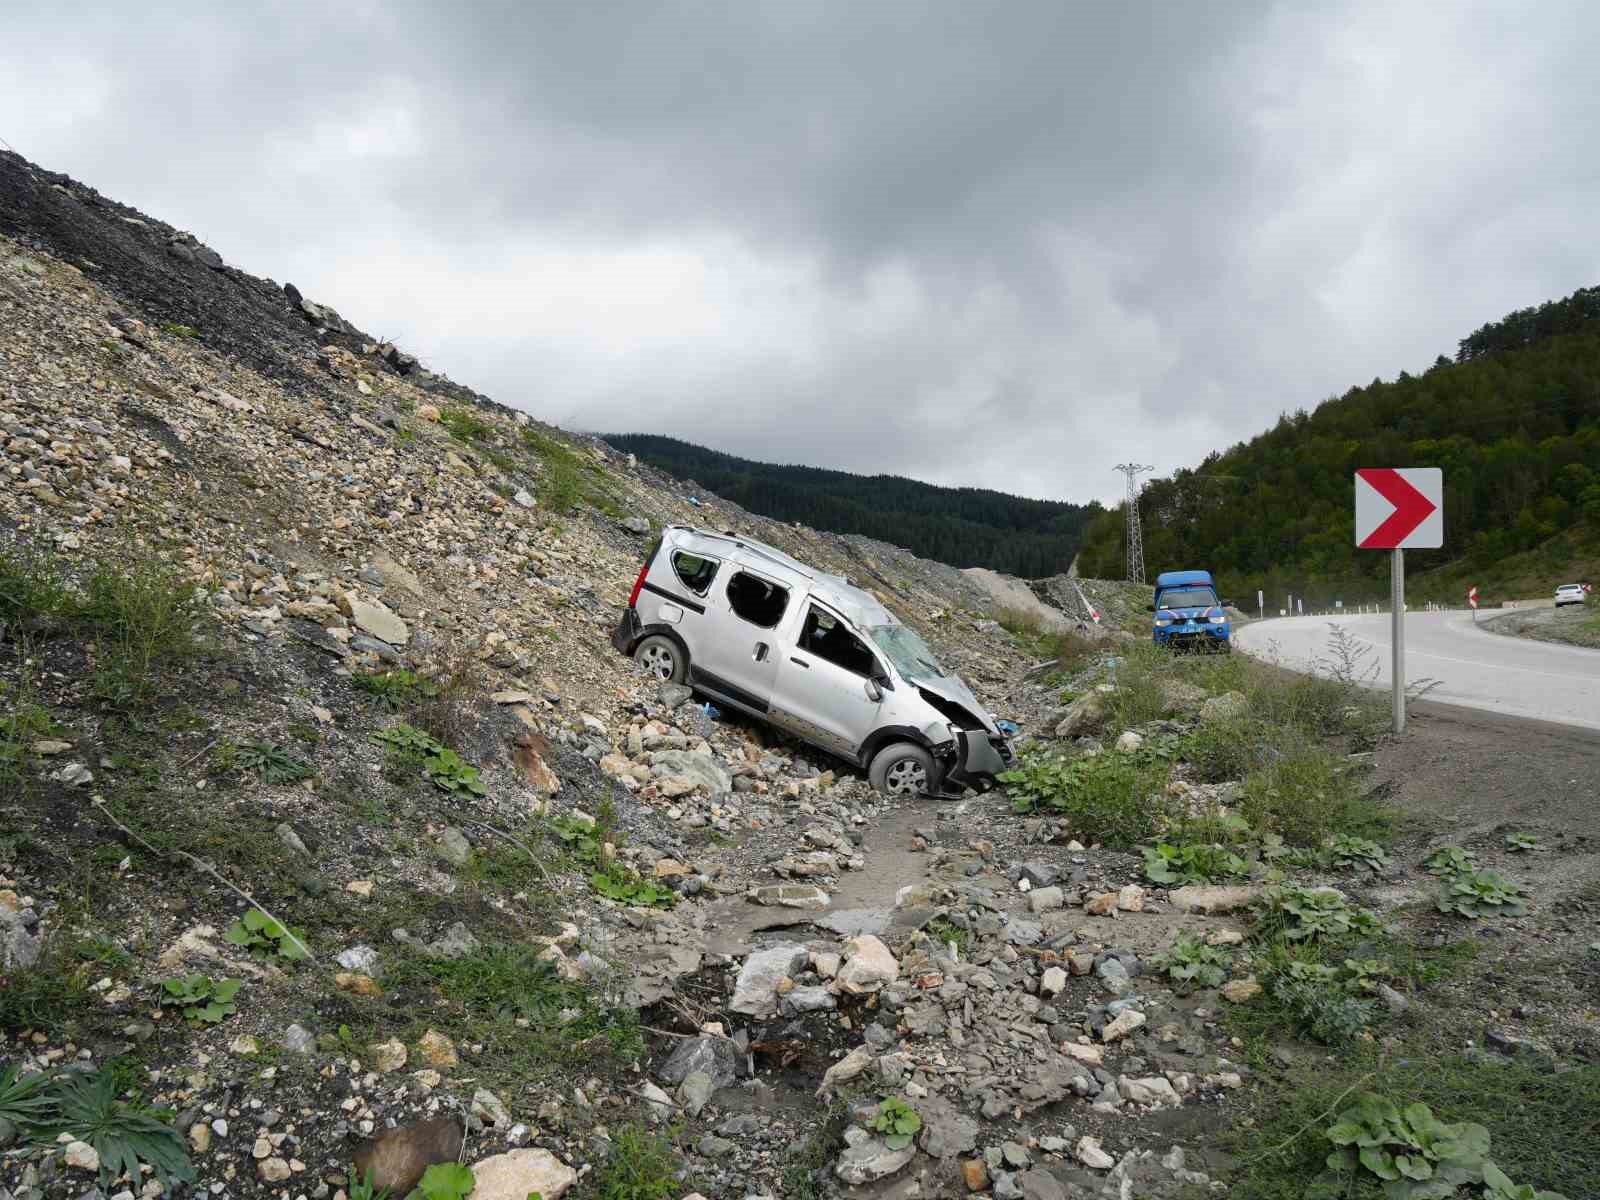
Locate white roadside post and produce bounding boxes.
[1355,468,1443,735]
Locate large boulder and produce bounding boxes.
[1054,687,1113,738]
[468,1149,576,1200]
[657,1034,739,1089]
[835,1134,915,1185]
[649,750,731,798]
[835,934,899,994]
[729,944,808,1015]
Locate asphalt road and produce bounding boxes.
[1234,609,1600,732]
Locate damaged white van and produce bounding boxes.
[611,526,1013,798]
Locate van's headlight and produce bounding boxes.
[1154,617,1173,627]
[1208,614,1227,624]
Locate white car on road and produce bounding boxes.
[1554,583,1586,608]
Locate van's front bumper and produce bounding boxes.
[935,729,1014,797]
[1154,623,1230,650]
[611,606,642,654]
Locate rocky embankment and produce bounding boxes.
[5,147,1596,1200]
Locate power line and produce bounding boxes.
[1114,463,1153,584]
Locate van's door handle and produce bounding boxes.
[753,642,769,662]
[789,657,809,667]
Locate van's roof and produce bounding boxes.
[663,525,896,627]
[1155,570,1215,588]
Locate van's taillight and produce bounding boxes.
[628,562,649,609]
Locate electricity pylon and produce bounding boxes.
[1114,463,1153,583]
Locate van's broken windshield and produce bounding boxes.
[867,623,946,681]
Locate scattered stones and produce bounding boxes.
[1054,687,1111,737]
[63,1140,99,1172]
[417,1030,459,1068]
[1029,886,1066,913]
[1117,883,1146,912]
[435,827,473,867]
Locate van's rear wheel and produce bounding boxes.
[869,742,938,798]
[634,635,687,683]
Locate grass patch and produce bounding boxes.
[0,940,93,1035]
[159,322,200,340]
[1237,746,1393,847]
[437,405,494,444]
[592,1123,683,1200]
[352,667,439,710]
[521,426,620,516]
[1223,1053,1600,1199]
[383,942,642,1064]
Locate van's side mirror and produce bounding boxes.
[864,678,883,703]
[1145,603,1155,612]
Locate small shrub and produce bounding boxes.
[1266,964,1377,1044]
[1151,933,1232,990]
[591,862,676,908]
[867,1097,922,1150]
[160,322,200,339]
[0,542,75,627]
[352,668,439,710]
[1256,884,1382,942]
[999,747,1171,848]
[0,689,57,792]
[1423,846,1476,876]
[1237,746,1389,847]
[1435,868,1529,919]
[1325,833,1390,872]
[223,909,310,960]
[158,975,241,1023]
[924,916,971,954]
[422,746,487,796]
[1504,832,1543,853]
[1314,1093,1491,1199]
[50,1067,196,1191]
[235,740,314,784]
[1142,841,1248,885]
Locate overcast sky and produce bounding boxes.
[5,2,1598,504]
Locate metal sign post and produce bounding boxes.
[1354,468,1443,735]
[1390,549,1405,733]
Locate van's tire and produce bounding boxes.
[634,635,687,683]
[869,742,938,798]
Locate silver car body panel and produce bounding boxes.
[618,526,1011,791]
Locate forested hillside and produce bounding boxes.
[1076,284,1600,606]
[605,433,1101,576]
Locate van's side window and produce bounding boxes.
[799,606,877,677]
[726,571,789,628]
[672,552,719,596]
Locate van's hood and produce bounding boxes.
[909,673,1002,736]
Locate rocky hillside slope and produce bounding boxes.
[5,149,1596,1200]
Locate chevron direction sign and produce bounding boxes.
[1355,468,1443,549]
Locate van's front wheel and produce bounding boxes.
[869,742,938,798]
[633,635,687,683]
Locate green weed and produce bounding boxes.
[352,668,439,710]
[158,975,241,1023]
[1237,747,1392,847]
[223,909,311,961]
[235,740,315,784]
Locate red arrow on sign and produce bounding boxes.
[1356,468,1438,548]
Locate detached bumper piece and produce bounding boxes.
[934,730,1013,798]
[611,606,642,654]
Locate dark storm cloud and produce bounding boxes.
[4,2,1599,503]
